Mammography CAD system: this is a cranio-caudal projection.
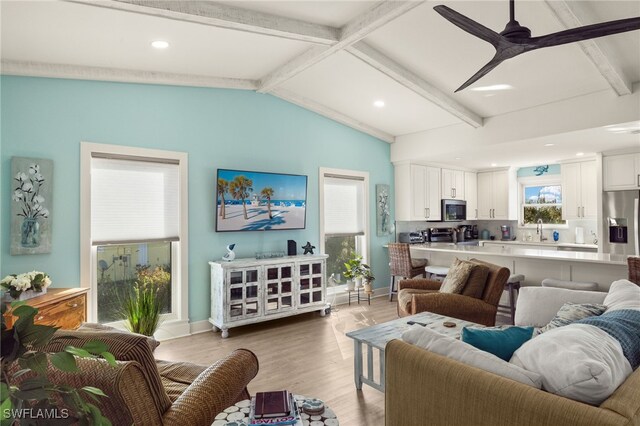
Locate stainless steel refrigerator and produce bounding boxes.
[602,190,640,256]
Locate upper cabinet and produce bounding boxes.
[477,169,517,220]
[562,160,597,220]
[603,153,640,191]
[464,172,478,220]
[395,164,441,221]
[441,168,465,200]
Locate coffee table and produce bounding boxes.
[345,312,482,392]
[213,394,338,426]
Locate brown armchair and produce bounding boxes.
[40,329,259,426]
[397,258,510,326]
[628,256,640,285]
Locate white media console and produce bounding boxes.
[209,254,329,338]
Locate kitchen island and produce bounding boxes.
[404,243,627,291]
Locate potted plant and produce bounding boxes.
[362,266,375,293]
[1,271,51,301]
[343,253,364,290]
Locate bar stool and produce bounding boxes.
[425,265,449,282]
[498,274,524,324]
[388,243,427,301]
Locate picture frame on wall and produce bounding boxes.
[10,157,53,255]
[376,184,391,236]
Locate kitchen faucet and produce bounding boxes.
[536,219,547,242]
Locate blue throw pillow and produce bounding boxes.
[461,326,534,361]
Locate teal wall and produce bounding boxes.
[0,76,394,322]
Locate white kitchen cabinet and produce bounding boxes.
[562,160,597,220]
[465,172,478,219]
[395,163,441,221]
[603,153,640,191]
[442,168,465,200]
[209,255,328,338]
[477,169,517,220]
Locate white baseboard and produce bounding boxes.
[153,319,191,341]
[190,319,214,335]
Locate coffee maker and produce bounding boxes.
[500,225,513,241]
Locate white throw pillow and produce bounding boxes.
[514,287,607,328]
[402,326,542,388]
[604,279,640,312]
[510,324,632,405]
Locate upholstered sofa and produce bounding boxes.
[385,284,640,426]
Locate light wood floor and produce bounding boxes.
[155,297,511,426]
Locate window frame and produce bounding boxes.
[81,142,189,339]
[518,175,568,229]
[319,167,370,286]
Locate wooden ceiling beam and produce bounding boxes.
[544,0,633,96]
[1,60,258,90]
[271,89,395,143]
[348,42,483,128]
[257,1,424,93]
[67,0,339,45]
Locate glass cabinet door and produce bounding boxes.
[226,268,261,319]
[297,261,324,307]
[265,265,294,315]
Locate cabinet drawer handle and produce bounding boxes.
[637,174,639,187]
[37,315,44,321]
[427,207,430,218]
[582,206,585,217]
[475,208,478,219]
[577,206,580,217]
[68,303,79,308]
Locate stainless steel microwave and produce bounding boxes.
[442,199,466,222]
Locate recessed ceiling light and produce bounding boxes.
[576,152,585,156]
[491,163,498,167]
[151,40,169,49]
[455,157,462,160]
[544,143,555,147]
[373,100,385,108]
[470,84,513,92]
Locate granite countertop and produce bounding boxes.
[405,243,627,265]
[480,240,599,249]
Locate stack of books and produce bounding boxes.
[249,390,301,426]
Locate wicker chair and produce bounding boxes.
[396,258,510,326]
[388,243,427,301]
[38,329,259,426]
[629,256,640,285]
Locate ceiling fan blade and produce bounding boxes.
[531,17,640,49]
[454,55,506,92]
[434,5,502,47]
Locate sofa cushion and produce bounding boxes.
[511,324,632,405]
[79,322,160,352]
[156,359,207,402]
[514,287,607,328]
[538,302,607,334]
[440,259,474,294]
[402,326,542,388]
[460,261,490,299]
[604,280,640,312]
[461,326,534,361]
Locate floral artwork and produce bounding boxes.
[10,157,53,255]
[1,270,51,300]
[376,184,391,236]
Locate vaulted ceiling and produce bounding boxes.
[2,0,639,168]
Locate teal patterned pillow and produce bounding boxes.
[538,302,607,334]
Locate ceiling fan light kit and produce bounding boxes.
[434,0,640,92]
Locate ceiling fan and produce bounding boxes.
[434,0,640,92]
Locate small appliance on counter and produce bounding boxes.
[480,229,490,240]
[500,225,513,241]
[398,232,425,244]
[427,228,454,242]
[575,226,585,244]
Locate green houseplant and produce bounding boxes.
[344,253,365,290]
[122,267,167,337]
[362,266,375,293]
[1,301,115,425]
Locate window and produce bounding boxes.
[319,168,369,282]
[520,181,566,226]
[81,143,189,338]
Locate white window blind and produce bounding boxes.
[324,176,365,235]
[91,156,180,245]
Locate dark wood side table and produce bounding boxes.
[3,287,89,330]
[345,287,371,306]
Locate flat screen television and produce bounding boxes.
[216,169,308,232]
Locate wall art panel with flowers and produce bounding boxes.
[10,157,53,255]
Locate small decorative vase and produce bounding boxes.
[355,277,363,289]
[16,288,46,301]
[346,280,355,291]
[363,283,372,293]
[21,217,41,248]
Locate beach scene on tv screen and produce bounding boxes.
[216,170,307,231]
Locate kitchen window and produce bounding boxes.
[319,168,369,283]
[520,179,566,226]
